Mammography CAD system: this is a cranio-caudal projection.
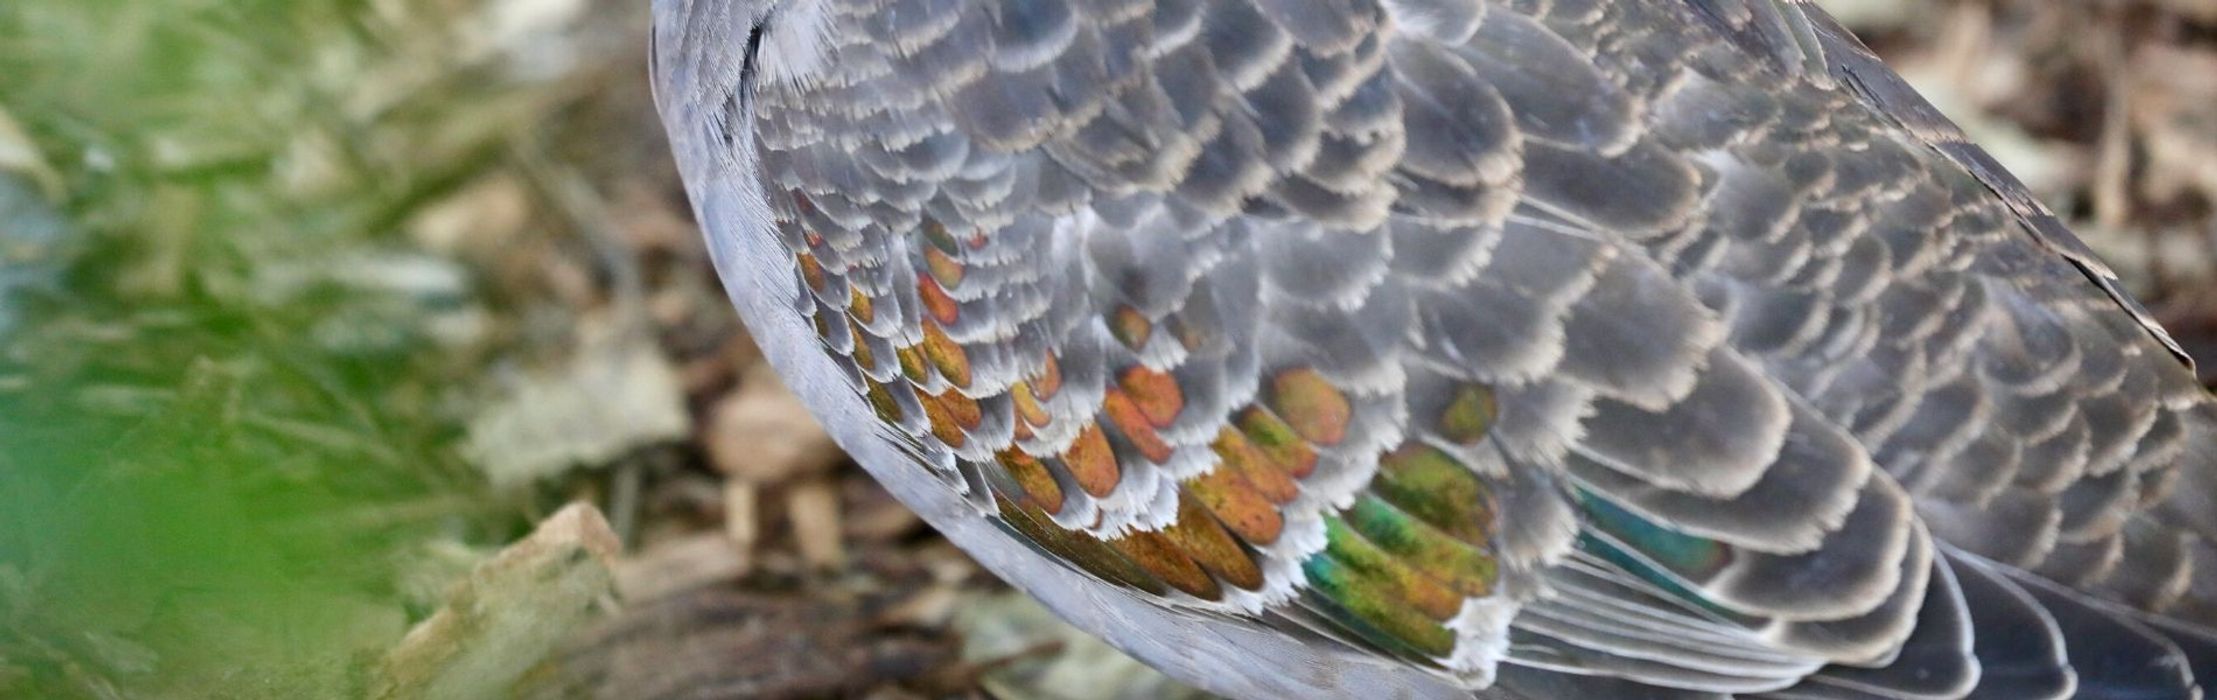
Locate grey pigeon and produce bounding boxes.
[648,0,2217,697]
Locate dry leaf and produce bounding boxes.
[705,364,843,483]
[465,323,690,488]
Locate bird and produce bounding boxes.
[648,0,2217,697]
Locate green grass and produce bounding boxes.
[0,1,590,695]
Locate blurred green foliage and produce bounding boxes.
[0,1,572,695]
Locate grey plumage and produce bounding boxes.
[651,0,2217,697]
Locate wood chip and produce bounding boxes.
[613,531,749,604]
[372,503,621,700]
[788,477,847,570]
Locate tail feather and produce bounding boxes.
[1945,552,2075,700]
[1998,563,2198,699]
[1753,556,1977,700]
[2146,616,2217,700]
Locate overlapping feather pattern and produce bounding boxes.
[651,0,2217,696]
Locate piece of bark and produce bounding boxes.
[372,503,621,700]
[613,531,749,604]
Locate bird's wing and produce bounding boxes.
[663,0,2217,694]
[1687,0,2193,368]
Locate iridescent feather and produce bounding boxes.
[652,0,2217,696]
